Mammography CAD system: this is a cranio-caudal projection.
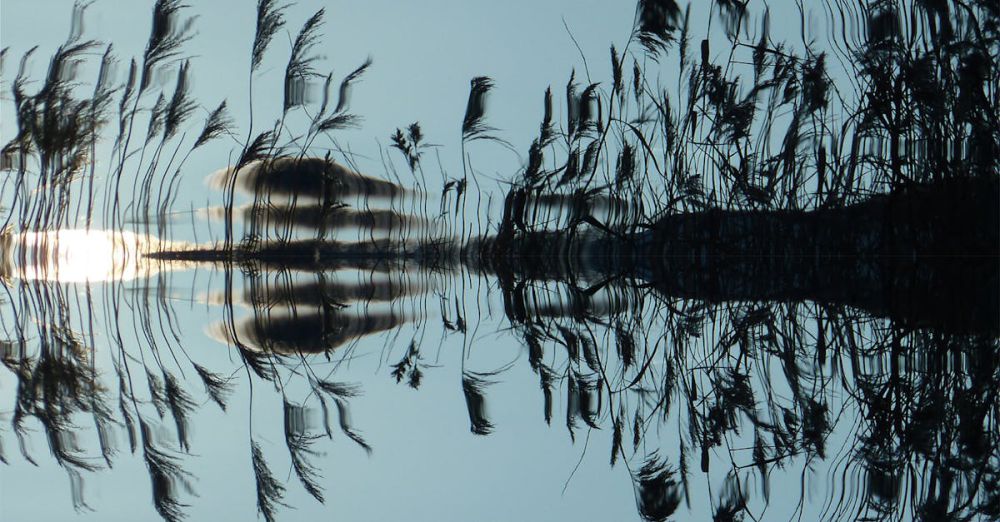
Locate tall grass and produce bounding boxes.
[489,0,998,247]
[0,1,997,521]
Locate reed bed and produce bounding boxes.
[0,1,997,521]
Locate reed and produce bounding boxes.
[1,1,997,521]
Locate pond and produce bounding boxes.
[1,1,998,521]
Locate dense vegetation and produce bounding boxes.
[1,1,997,521]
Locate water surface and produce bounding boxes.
[2,1,998,521]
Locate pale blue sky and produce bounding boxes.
[0,2,862,522]
[2,0,639,233]
[0,3,646,520]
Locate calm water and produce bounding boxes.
[3,229,995,521]
[2,1,998,521]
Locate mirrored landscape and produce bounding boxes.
[1,1,998,521]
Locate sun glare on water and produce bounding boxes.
[4,229,187,283]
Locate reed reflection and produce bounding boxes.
[3,254,997,520]
[1,0,998,520]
